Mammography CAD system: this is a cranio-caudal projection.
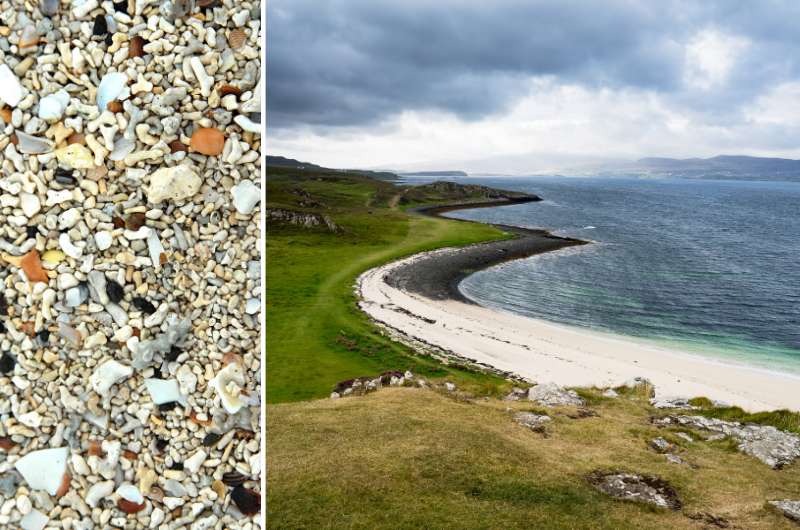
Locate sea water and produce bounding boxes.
[406,175,800,375]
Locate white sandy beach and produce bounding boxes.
[358,251,800,412]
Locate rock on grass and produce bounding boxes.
[587,471,681,510]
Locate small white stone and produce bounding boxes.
[231,179,260,215]
[146,165,202,204]
[19,411,42,428]
[57,273,79,290]
[58,208,81,229]
[38,90,70,122]
[85,480,114,508]
[19,193,41,218]
[245,297,260,314]
[20,509,48,530]
[95,230,113,250]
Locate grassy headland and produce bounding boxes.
[266,166,518,403]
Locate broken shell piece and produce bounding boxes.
[210,362,247,414]
[147,229,165,271]
[90,360,133,396]
[96,72,128,111]
[0,64,23,107]
[116,483,145,513]
[231,180,260,215]
[16,131,54,154]
[108,136,135,161]
[14,447,69,495]
[145,165,202,204]
[144,378,187,406]
[55,144,95,169]
[20,509,49,530]
[20,250,49,283]
[38,90,70,122]
[228,28,247,49]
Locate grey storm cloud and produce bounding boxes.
[267,0,800,130]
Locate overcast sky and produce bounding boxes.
[268,1,800,173]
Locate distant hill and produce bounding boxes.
[267,155,399,181]
[399,170,468,177]
[601,155,800,181]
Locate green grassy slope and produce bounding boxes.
[268,387,800,529]
[266,168,513,403]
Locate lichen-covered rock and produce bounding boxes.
[145,165,202,203]
[654,415,800,468]
[770,500,800,523]
[513,412,551,431]
[650,437,674,453]
[527,383,584,407]
[588,471,681,510]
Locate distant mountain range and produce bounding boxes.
[266,155,399,180]
[399,170,468,177]
[591,155,800,181]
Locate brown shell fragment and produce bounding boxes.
[0,107,11,124]
[189,410,213,426]
[20,250,49,283]
[219,85,242,97]
[169,139,188,153]
[107,100,123,113]
[190,127,225,156]
[228,28,246,49]
[230,486,260,516]
[56,473,71,497]
[87,440,104,456]
[128,35,146,58]
[66,132,85,145]
[117,498,145,514]
[125,212,146,230]
[0,437,15,451]
[211,480,226,499]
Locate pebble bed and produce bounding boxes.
[0,0,262,527]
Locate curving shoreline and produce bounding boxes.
[358,197,800,412]
[390,198,588,302]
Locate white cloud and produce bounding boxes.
[684,29,749,90]
[744,82,800,126]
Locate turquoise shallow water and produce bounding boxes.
[405,175,800,375]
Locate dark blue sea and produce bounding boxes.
[404,175,800,374]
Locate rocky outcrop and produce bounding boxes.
[266,208,340,232]
[513,412,551,432]
[770,500,800,524]
[654,415,800,469]
[587,471,681,510]
[527,383,585,407]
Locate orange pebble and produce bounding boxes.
[20,250,49,283]
[190,127,225,156]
